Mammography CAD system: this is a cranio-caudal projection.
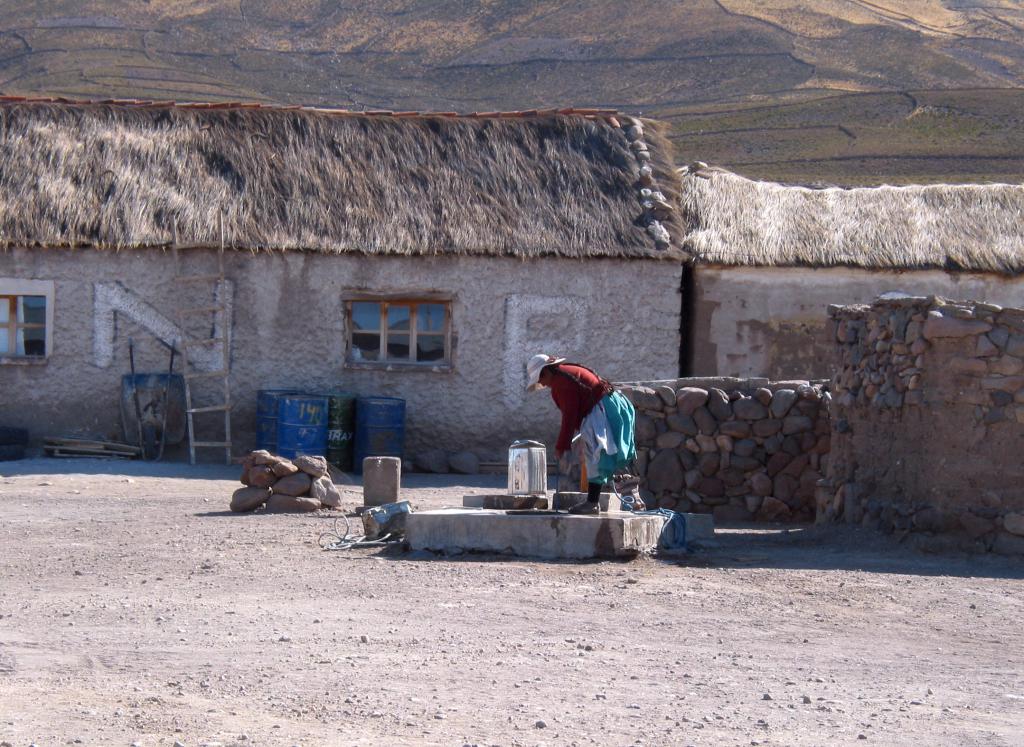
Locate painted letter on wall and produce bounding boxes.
[92,280,233,370]
[502,294,585,409]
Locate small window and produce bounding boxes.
[345,298,452,369]
[0,279,54,361]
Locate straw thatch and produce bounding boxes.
[0,100,683,259]
[680,166,1024,274]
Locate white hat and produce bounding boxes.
[526,353,565,392]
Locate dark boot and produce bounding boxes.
[569,482,602,515]
[568,499,599,515]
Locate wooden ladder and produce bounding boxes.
[172,216,232,465]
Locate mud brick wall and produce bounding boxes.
[619,378,830,523]
[824,296,1024,555]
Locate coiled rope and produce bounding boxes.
[318,514,400,551]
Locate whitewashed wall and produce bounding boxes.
[0,248,681,461]
[691,266,1024,379]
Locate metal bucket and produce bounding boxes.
[276,394,328,460]
[508,440,547,496]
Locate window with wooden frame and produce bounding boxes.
[0,279,54,362]
[344,296,453,369]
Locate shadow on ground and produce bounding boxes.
[678,524,1024,580]
[372,522,1024,580]
[1,456,240,481]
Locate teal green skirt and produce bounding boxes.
[592,390,637,484]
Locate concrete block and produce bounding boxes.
[551,491,620,512]
[551,498,713,541]
[405,509,665,559]
[363,456,400,506]
[462,494,549,510]
[599,493,630,513]
[679,512,714,542]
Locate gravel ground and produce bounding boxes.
[1,457,1022,747]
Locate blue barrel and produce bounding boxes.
[276,394,328,460]
[354,397,406,472]
[256,389,300,453]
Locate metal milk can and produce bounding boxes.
[507,440,548,496]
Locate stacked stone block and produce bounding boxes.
[230,450,343,512]
[825,296,1024,555]
[619,378,830,523]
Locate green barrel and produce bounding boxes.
[325,391,357,472]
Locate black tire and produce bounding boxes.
[0,444,25,461]
[0,427,28,446]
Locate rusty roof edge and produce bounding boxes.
[0,95,621,121]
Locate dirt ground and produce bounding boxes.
[1,458,1022,747]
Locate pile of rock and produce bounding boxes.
[825,296,1024,555]
[230,450,343,513]
[620,378,829,523]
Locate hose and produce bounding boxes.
[318,514,401,551]
[610,477,688,552]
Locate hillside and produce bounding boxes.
[0,1,1022,185]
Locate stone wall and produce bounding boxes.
[619,377,830,523]
[824,296,1024,555]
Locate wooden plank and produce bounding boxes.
[44,436,137,447]
[45,446,139,457]
[188,404,228,413]
[45,445,139,458]
[44,443,140,455]
[48,446,134,457]
[44,437,141,453]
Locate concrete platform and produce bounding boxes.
[405,508,666,559]
[544,495,715,543]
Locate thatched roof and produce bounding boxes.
[0,98,684,260]
[679,165,1024,274]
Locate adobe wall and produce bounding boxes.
[619,377,829,523]
[824,296,1024,555]
[691,266,1024,379]
[0,247,682,461]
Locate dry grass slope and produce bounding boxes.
[666,88,1024,186]
[0,2,1021,184]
